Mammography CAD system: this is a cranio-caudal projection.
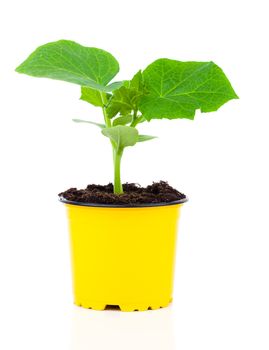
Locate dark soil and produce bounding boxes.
[59,181,186,205]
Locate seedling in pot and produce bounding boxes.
[16,40,238,194]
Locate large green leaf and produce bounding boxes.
[16,40,120,91]
[106,71,144,118]
[139,59,238,120]
[102,126,138,151]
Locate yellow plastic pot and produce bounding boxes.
[61,198,187,312]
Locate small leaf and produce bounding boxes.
[106,87,134,118]
[72,119,105,128]
[139,59,238,120]
[80,87,103,107]
[113,115,133,126]
[102,125,139,151]
[80,82,124,109]
[106,71,145,119]
[128,70,143,90]
[138,134,157,142]
[16,40,120,91]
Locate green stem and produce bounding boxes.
[100,92,111,127]
[100,92,123,194]
[113,149,123,194]
[130,112,144,127]
[130,109,138,127]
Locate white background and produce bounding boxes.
[0,0,268,349]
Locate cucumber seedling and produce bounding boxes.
[16,40,238,194]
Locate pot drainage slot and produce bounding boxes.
[105,305,121,311]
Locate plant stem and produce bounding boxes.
[101,91,123,194]
[100,92,111,127]
[113,149,123,194]
[130,109,138,127]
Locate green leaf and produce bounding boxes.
[80,87,103,107]
[102,125,139,151]
[128,70,144,91]
[105,81,124,91]
[16,40,120,91]
[138,134,157,142]
[139,59,238,120]
[113,115,133,126]
[106,87,134,118]
[106,71,145,118]
[72,119,105,128]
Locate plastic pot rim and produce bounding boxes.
[58,196,188,208]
